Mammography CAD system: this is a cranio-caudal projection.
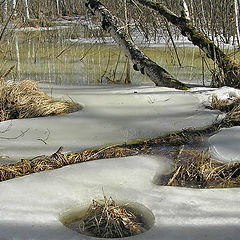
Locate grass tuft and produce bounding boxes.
[68,195,143,238]
[0,79,80,122]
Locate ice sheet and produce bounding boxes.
[209,127,240,162]
[0,85,219,162]
[0,155,239,240]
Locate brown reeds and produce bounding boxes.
[67,195,143,238]
[160,148,240,188]
[0,79,80,122]
[1,85,240,188]
[1,97,240,183]
[210,95,240,112]
[0,145,142,182]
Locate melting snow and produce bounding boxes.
[0,85,220,162]
[0,156,239,240]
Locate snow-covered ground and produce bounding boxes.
[0,85,220,162]
[209,127,240,162]
[1,85,240,240]
[0,155,239,240]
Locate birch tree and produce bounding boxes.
[12,0,16,17]
[84,0,187,89]
[235,0,240,46]
[3,0,8,21]
[134,0,240,88]
[24,0,30,20]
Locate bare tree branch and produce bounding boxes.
[135,0,240,88]
[0,128,30,140]
[84,0,187,89]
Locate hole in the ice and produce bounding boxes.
[59,201,155,238]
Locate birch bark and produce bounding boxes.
[135,0,240,88]
[235,0,240,46]
[84,0,187,89]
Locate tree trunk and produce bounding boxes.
[12,0,16,17]
[24,0,30,20]
[3,0,8,21]
[135,0,240,88]
[84,0,187,90]
[56,0,60,15]
[235,0,240,47]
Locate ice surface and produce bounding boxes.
[0,85,220,162]
[0,155,239,240]
[189,86,240,107]
[209,127,240,162]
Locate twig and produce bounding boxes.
[0,121,13,133]
[0,128,29,140]
[37,129,50,145]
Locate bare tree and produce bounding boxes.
[24,0,30,20]
[84,0,187,89]
[134,0,240,88]
[235,0,240,46]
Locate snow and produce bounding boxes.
[189,86,240,107]
[209,127,240,162]
[0,85,220,162]
[1,85,240,239]
[0,155,239,240]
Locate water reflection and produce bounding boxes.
[2,29,213,86]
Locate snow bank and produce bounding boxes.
[209,126,240,162]
[0,155,239,240]
[189,86,240,107]
[0,85,219,162]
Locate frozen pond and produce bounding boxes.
[1,23,240,240]
[0,155,240,240]
[0,85,220,162]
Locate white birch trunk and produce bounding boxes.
[3,0,8,20]
[12,0,16,17]
[24,0,30,20]
[180,0,190,20]
[235,0,240,46]
[15,35,21,80]
[56,0,60,15]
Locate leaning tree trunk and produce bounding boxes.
[135,0,240,88]
[84,0,187,90]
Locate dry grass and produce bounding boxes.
[1,97,240,183]
[0,145,142,181]
[69,195,143,238]
[211,95,240,112]
[160,148,240,188]
[0,79,80,122]
[1,82,240,188]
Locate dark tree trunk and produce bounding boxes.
[135,0,240,88]
[84,0,188,90]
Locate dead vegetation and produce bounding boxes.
[0,145,142,181]
[68,195,143,238]
[160,148,240,188]
[1,83,240,188]
[0,79,80,122]
[1,94,240,184]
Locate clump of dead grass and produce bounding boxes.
[211,95,240,112]
[0,145,141,181]
[68,195,143,238]
[0,79,80,122]
[161,148,240,188]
